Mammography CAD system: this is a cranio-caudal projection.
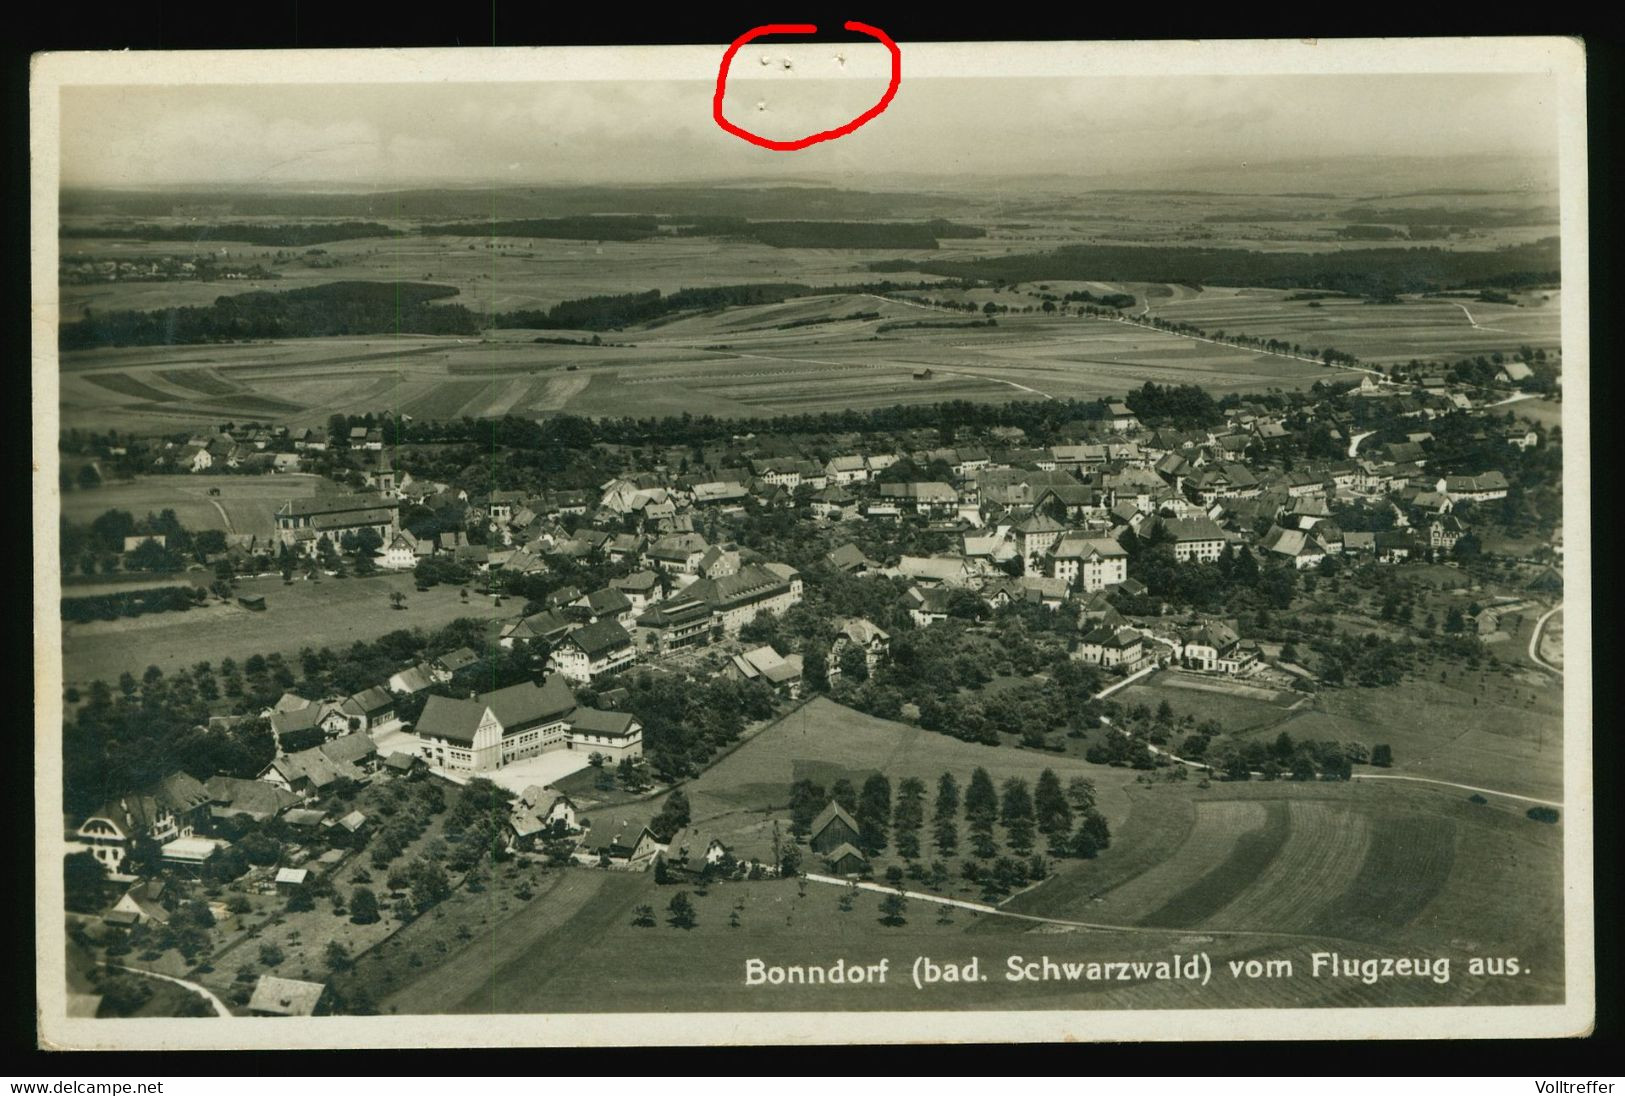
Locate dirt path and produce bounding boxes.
[1527,602,1564,676]
[112,964,231,1017]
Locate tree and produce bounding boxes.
[667,890,697,929]
[324,940,352,973]
[650,790,691,842]
[857,773,893,855]
[788,779,827,837]
[1033,769,1072,842]
[259,942,285,967]
[1065,776,1097,815]
[98,973,153,1016]
[893,776,926,860]
[1000,778,1037,855]
[830,778,859,815]
[879,890,908,927]
[350,886,380,924]
[1371,743,1394,768]
[632,904,656,928]
[1072,809,1111,858]
[390,591,407,611]
[64,852,110,914]
[965,767,999,858]
[779,843,803,878]
[932,773,960,857]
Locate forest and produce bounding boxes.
[60,221,401,246]
[59,281,479,349]
[870,239,1561,297]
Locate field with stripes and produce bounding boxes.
[365,698,1566,1013]
[56,288,1338,432]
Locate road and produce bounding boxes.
[1348,430,1376,458]
[1528,601,1565,675]
[112,964,232,1017]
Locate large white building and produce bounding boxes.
[1050,534,1129,591]
[684,563,802,636]
[412,677,643,774]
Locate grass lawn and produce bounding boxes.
[1113,673,1301,735]
[62,571,512,684]
[1257,676,1562,802]
[61,473,329,540]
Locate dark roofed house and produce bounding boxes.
[809,801,861,854]
[824,842,870,876]
[552,619,637,684]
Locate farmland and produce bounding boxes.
[60,571,508,685]
[363,773,1562,1013]
[60,473,329,540]
[1137,285,1563,365]
[56,292,1339,433]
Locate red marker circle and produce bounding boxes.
[713,21,901,151]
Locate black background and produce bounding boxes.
[6,6,1617,1077]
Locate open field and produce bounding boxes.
[57,295,1340,431]
[61,571,510,684]
[1114,672,1304,734]
[364,775,1562,1013]
[679,696,1143,837]
[1261,677,1562,803]
[1138,286,1562,364]
[60,474,329,539]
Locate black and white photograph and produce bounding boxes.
[30,36,1592,1048]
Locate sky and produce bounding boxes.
[58,70,1561,190]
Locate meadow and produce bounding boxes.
[57,291,1336,433]
[60,473,328,539]
[60,571,509,684]
[363,771,1563,1013]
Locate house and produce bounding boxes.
[257,747,359,799]
[381,530,422,569]
[1049,534,1129,591]
[574,587,636,627]
[433,647,480,679]
[413,676,578,773]
[1498,361,1534,383]
[810,484,859,521]
[1438,471,1510,502]
[634,595,716,655]
[896,554,987,588]
[104,880,172,927]
[824,842,870,876]
[1151,515,1229,563]
[508,788,581,845]
[723,646,805,697]
[76,772,211,875]
[1012,510,1068,567]
[1105,402,1140,432]
[1077,626,1144,669]
[248,976,329,1018]
[204,776,300,824]
[902,585,951,628]
[1428,514,1467,551]
[610,570,664,614]
[809,801,862,854]
[824,454,871,485]
[387,662,439,696]
[828,619,889,681]
[320,732,379,773]
[1258,526,1328,571]
[646,533,711,575]
[551,619,637,684]
[1182,621,1259,675]
[595,825,667,871]
[268,703,322,746]
[684,563,803,636]
[331,686,396,733]
[568,708,645,761]
[1375,531,1419,563]
[826,543,881,575]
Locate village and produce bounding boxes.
[58,367,1564,1019]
